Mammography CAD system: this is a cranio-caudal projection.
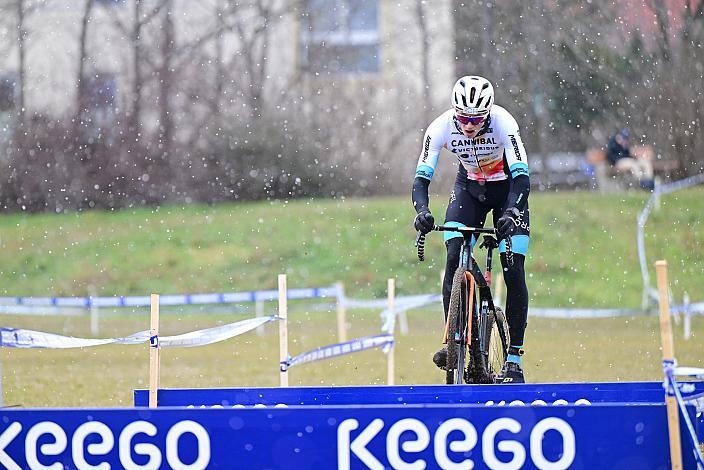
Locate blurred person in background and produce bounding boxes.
[606,128,655,190]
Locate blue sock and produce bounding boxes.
[507,344,524,364]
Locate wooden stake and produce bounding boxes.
[387,278,395,386]
[336,282,347,343]
[255,299,265,337]
[278,274,289,387]
[148,293,160,408]
[655,260,682,470]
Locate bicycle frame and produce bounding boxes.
[417,225,512,383]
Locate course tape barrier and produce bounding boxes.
[371,294,704,328]
[1,285,702,320]
[0,316,277,349]
[0,286,339,308]
[664,360,704,467]
[638,173,704,307]
[284,334,394,371]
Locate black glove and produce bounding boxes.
[414,209,435,235]
[496,207,520,240]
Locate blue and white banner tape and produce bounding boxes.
[672,302,704,315]
[528,307,644,318]
[0,306,85,316]
[286,334,394,369]
[0,315,277,349]
[0,287,339,309]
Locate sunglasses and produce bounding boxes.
[455,113,487,126]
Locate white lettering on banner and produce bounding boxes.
[119,421,161,469]
[26,422,67,470]
[386,418,429,470]
[165,421,211,470]
[434,418,477,470]
[0,422,22,470]
[337,418,384,470]
[73,421,114,470]
[337,416,576,469]
[0,420,210,469]
[483,418,525,469]
[530,418,575,470]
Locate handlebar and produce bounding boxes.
[416,225,513,266]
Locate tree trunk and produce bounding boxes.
[130,0,143,143]
[16,0,25,125]
[415,0,431,122]
[74,0,94,137]
[158,0,174,160]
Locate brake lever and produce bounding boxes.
[415,231,426,262]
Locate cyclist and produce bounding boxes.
[412,75,530,383]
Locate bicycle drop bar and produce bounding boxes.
[433,225,496,234]
[416,225,514,266]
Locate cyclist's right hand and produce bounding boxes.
[413,209,435,235]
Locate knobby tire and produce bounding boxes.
[445,266,467,384]
[482,306,510,380]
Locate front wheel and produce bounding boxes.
[483,306,510,381]
[445,267,469,384]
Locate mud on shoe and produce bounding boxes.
[433,347,448,370]
[496,362,525,384]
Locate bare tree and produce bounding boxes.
[73,0,94,136]
[414,0,431,123]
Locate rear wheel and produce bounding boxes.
[445,267,468,384]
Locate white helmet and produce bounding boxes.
[451,75,494,115]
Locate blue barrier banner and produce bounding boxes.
[0,405,697,469]
[134,381,704,407]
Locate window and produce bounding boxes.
[0,73,17,112]
[300,0,379,74]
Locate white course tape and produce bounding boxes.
[0,328,149,348]
[673,367,704,380]
[160,316,277,348]
[0,316,277,349]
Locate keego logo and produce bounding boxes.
[338,416,575,470]
[0,419,211,470]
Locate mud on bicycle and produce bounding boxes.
[416,225,512,385]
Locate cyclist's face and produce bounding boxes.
[455,111,487,138]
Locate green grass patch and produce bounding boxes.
[1,309,701,407]
[0,190,702,306]
[0,190,702,406]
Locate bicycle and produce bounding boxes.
[416,225,511,385]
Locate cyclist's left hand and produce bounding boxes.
[497,208,520,240]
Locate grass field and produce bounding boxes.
[2,307,702,407]
[0,189,702,407]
